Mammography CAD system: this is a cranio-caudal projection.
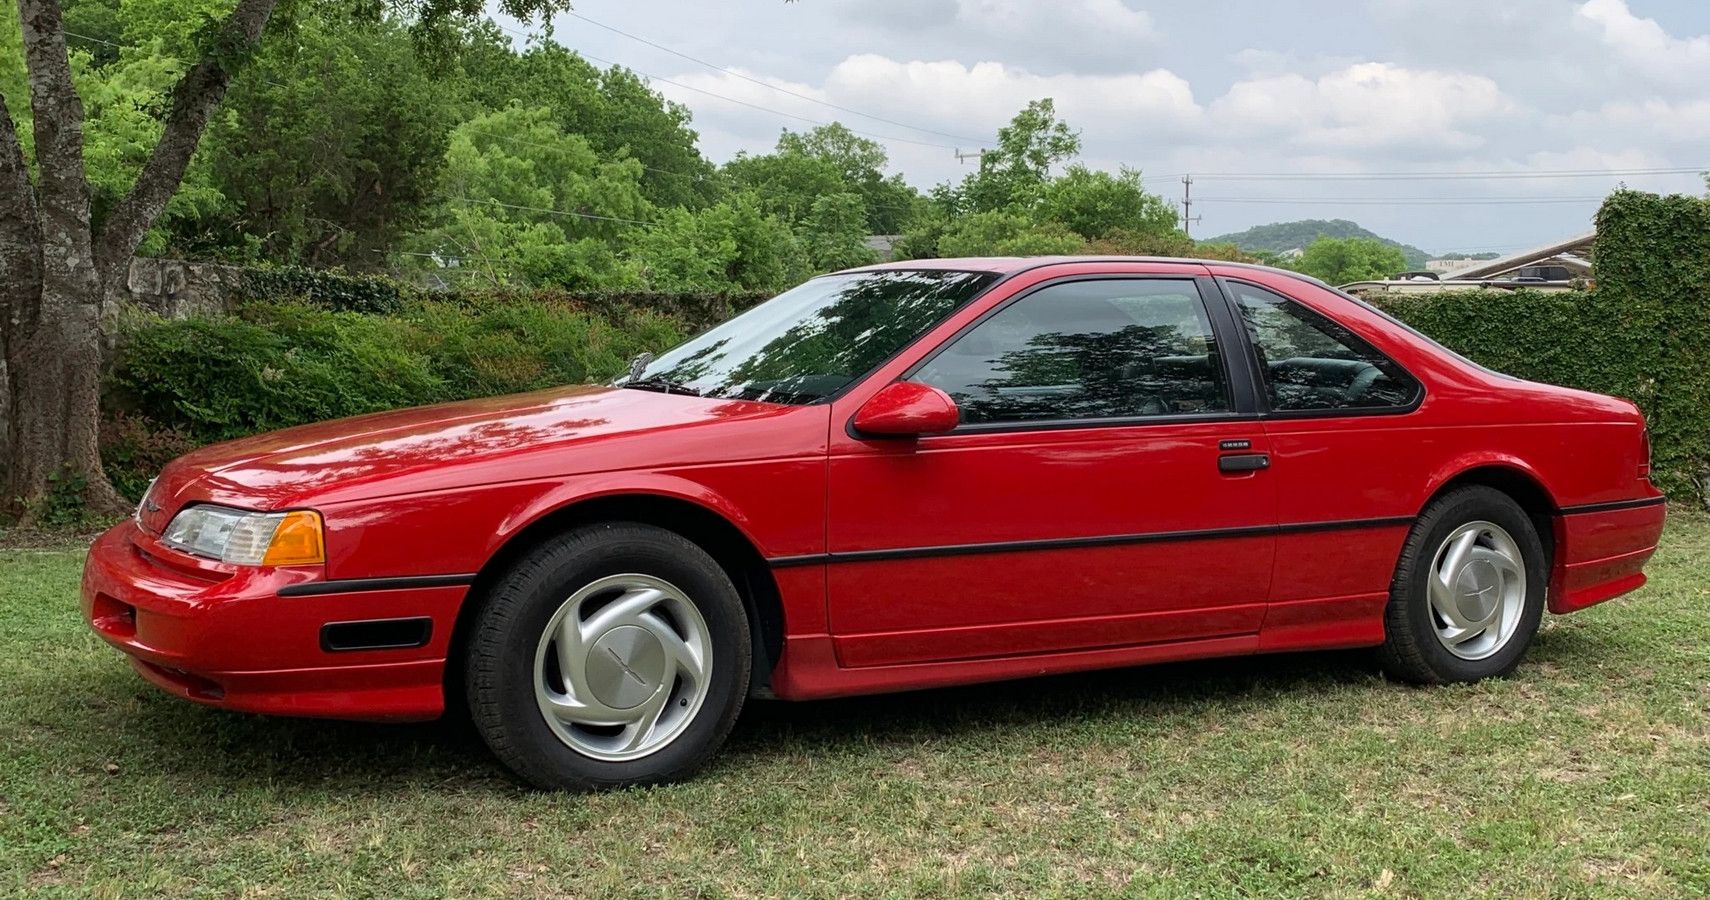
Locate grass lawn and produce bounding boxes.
[2,515,1707,898]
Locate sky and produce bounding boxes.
[501,0,1710,255]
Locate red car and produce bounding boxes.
[83,258,1665,789]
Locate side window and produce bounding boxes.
[1229,281,1421,412]
[914,279,1229,426]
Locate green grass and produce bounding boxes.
[3,516,1708,898]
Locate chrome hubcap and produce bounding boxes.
[532,574,711,761]
[1428,521,1526,660]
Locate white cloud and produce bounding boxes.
[823,56,1199,139]
[1211,63,1514,152]
[831,0,1157,73]
[1576,0,1710,89]
[1554,98,1710,147]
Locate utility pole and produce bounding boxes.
[1180,174,1201,237]
[955,148,988,165]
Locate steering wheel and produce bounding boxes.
[1344,363,1381,404]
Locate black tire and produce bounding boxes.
[464,522,750,790]
[1377,486,1548,684]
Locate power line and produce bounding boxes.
[563,11,992,147]
[63,29,121,48]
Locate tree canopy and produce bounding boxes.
[1289,236,1409,285]
[3,0,1247,296]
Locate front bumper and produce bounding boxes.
[81,521,466,721]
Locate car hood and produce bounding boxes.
[142,385,813,526]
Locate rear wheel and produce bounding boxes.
[1378,487,1547,684]
[465,523,750,790]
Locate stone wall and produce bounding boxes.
[121,257,242,319]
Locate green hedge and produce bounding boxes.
[1373,189,1710,501]
[235,266,770,331]
[103,298,686,497]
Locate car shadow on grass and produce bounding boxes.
[84,627,1611,797]
[83,646,1383,793]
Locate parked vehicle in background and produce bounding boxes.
[82,257,1665,790]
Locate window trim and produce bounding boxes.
[883,273,1253,436]
[1214,277,1426,419]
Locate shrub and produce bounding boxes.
[239,265,414,313]
[110,305,441,443]
[107,299,688,461]
[99,413,200,502]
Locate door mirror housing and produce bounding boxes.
[853,381,961,437]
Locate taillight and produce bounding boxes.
[1639,427,1652,480]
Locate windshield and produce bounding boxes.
[623,269,1000,404]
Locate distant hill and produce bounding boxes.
[1207,219,1431,269]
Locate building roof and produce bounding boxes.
[1442,231,1596,279]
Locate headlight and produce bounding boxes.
[160,505,326,566]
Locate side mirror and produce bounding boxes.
[853,381,961,437]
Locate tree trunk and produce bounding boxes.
[6,283,119,518]
[2,0,279,521]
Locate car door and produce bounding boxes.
[824,274,1277,668]
[1217,275,1428,650]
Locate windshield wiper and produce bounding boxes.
[622,374,704,397]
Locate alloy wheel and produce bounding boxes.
[531,573,711,761]
[1427,520,1527,661]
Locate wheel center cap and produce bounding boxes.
[584,625,667,710]
[1455,559,1502,622]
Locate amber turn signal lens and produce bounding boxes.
[262,510,326,566]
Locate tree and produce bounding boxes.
[1037,165,1177,240]
[801,192,876,272]
[722,147,844,227]
[463,40,719,210]
[405,104,651,289]
[959,98,1080,213]
[0,0,570,519]
[935,210,1085,258]
[1289,236,1408,285]
[629,192,804,292]
[188,13,460,266]
[776,123,920,233]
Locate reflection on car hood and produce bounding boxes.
[142,385,805,522]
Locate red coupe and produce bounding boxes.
[83,257,1665,789]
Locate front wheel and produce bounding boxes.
[1378,486,1548,684]
[465,523,751,790]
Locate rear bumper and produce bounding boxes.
[81,522,465,721]
[1550,499,1666,614]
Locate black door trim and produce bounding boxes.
[278,573,476,597]
[768,514,1415,568]
[1560,496,1667,515]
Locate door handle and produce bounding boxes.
[1219,452,1270,474]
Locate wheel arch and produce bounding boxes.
[1418,459,1560,570]
[445,488,787,706]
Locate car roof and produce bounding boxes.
[845,255,1327,286]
